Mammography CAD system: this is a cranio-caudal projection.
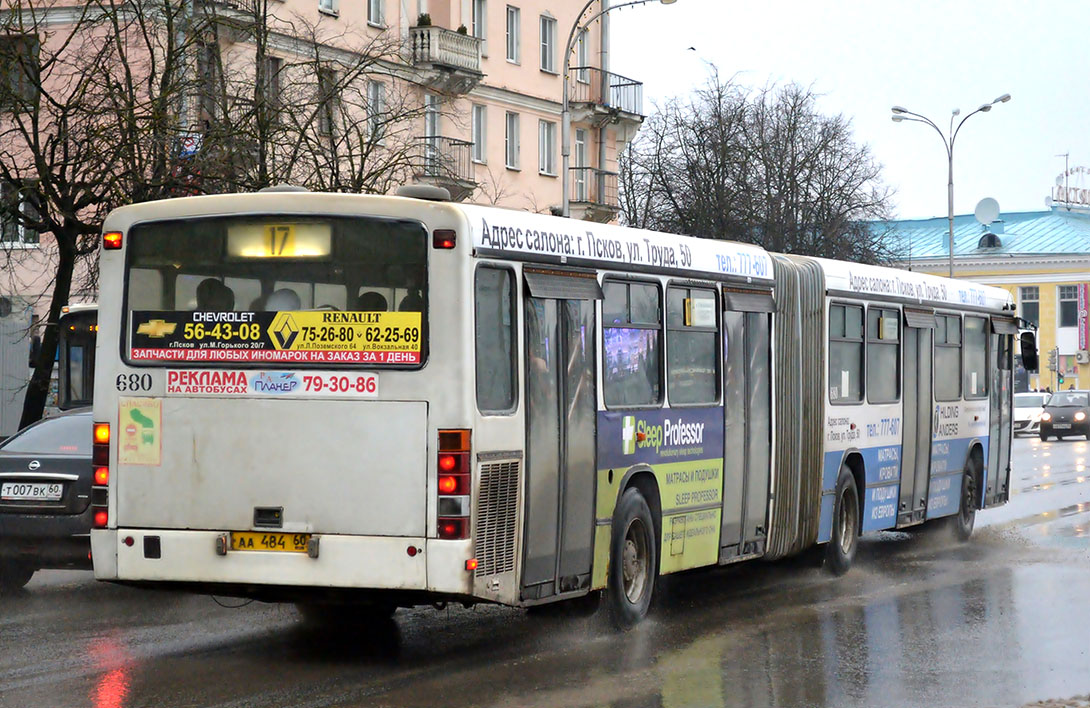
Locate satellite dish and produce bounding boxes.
[974,197,1000,225]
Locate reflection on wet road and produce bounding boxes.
[2,436,1088,708]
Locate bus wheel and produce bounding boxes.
[607,487,657,630]
[0,561,34,592]
[952,463,977,542]
[824,465,859,576]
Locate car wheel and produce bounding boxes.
[0,561,34,592]
[1058,434,1065,441]
[606,487,657,630]
[952,462,978,542]
[824,465,859,576]
[1039,432,1048,441]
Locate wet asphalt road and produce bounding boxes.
[2,436,1089,708]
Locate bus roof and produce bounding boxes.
[812,257,1013,312]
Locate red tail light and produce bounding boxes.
[94,467,109,485]
[437,429,471,540]
[432,229,456,249]
[93,510,108,528]
[92,422,110,530]
[103,231,123,250]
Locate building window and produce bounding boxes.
[196,42,221,122]
[262,56,282,114]
[574,128,587,201]
[935,314,962,401]
[666,286,718,405]
[472,0,487,48]
[866,307,899,403]
[575,29,589,83]
[829,303,863,403]
[317,67,337,135]
[538,120,556,175]
[504,111,519,169]
[1059,285,1079,328]
[318,0,337,15]
[539,15,556,73]
[423,94,440,174]
[367,0,383,26]
[1019,286,1039,326]
[0,182,40,246]
[505,6,520,63]
[367,80,385,144]
[475,266,516,413]
[603,280,662,408]
[0,34,40,111]
[964,315,988,398]
[472,104,487,163]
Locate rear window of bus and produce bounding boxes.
[124,215,428,367]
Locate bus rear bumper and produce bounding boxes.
[92,529,445,592]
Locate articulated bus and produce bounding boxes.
[89,187,1037,627]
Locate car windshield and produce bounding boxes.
[0,414,91,455]
[1048,392,1089,407]
[1015,394,1047,408]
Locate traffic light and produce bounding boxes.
[1059,372,1066,385]
[1048,348,1058,371]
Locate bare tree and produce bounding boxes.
[619,71,896,264]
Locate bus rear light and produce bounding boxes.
[93,509,108,528]
[103,231,123,250]
[438,454,457,472]
[94,423,110,444]
[94,467,109,485]
[438,474,457,494]
[438,517,468,540]
[465,558,478,572]
[433,230,456,249]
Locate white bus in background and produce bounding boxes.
[89,186,1036,628]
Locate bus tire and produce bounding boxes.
[824,465,859,577]
[952,462,977,543]
[0,561,34,592]
[607,487,657,630]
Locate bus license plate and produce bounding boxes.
[1054,423,1072,429]
[230,532,310,553]
[1,482,63,501]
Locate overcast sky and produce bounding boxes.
[610,0,1090,221]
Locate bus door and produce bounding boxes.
[520,269,600,601]
[719,289,773,561]
[899,308,935,527]
[986,318,1017,506]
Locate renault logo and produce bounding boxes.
[28,460,39,470]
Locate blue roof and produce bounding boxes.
[879,207,1090,259]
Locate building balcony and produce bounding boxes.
[412,136,476,201]
[568,67,644,129]
[569,167,618,223]
[409,26,483,95]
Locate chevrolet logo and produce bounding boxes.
[136,319,177,338]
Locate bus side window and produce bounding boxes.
[935,314,962,400]
[475,266,517,414]
[603,280,662,408]
[963,316,988,398]
[666,286,718,405]
[829,303,863,403]
[866,306,899,404]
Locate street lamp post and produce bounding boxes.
[561,0,677,218]
[891,94,1011,278]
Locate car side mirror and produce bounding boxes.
[1020,331,1038,373]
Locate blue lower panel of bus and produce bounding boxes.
[817,435,989,542]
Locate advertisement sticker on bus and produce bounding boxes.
[129,310,422,364]
[164,370,379,397]
[118,397,161,466]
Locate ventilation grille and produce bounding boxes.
[474,459,520,577]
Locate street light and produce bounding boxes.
[561,0,677,218]
[890,93,1011,278]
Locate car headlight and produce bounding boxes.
[1041,411,1052,422]
[1076,411,1086,422]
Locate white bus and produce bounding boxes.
[89,187,1036,628]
